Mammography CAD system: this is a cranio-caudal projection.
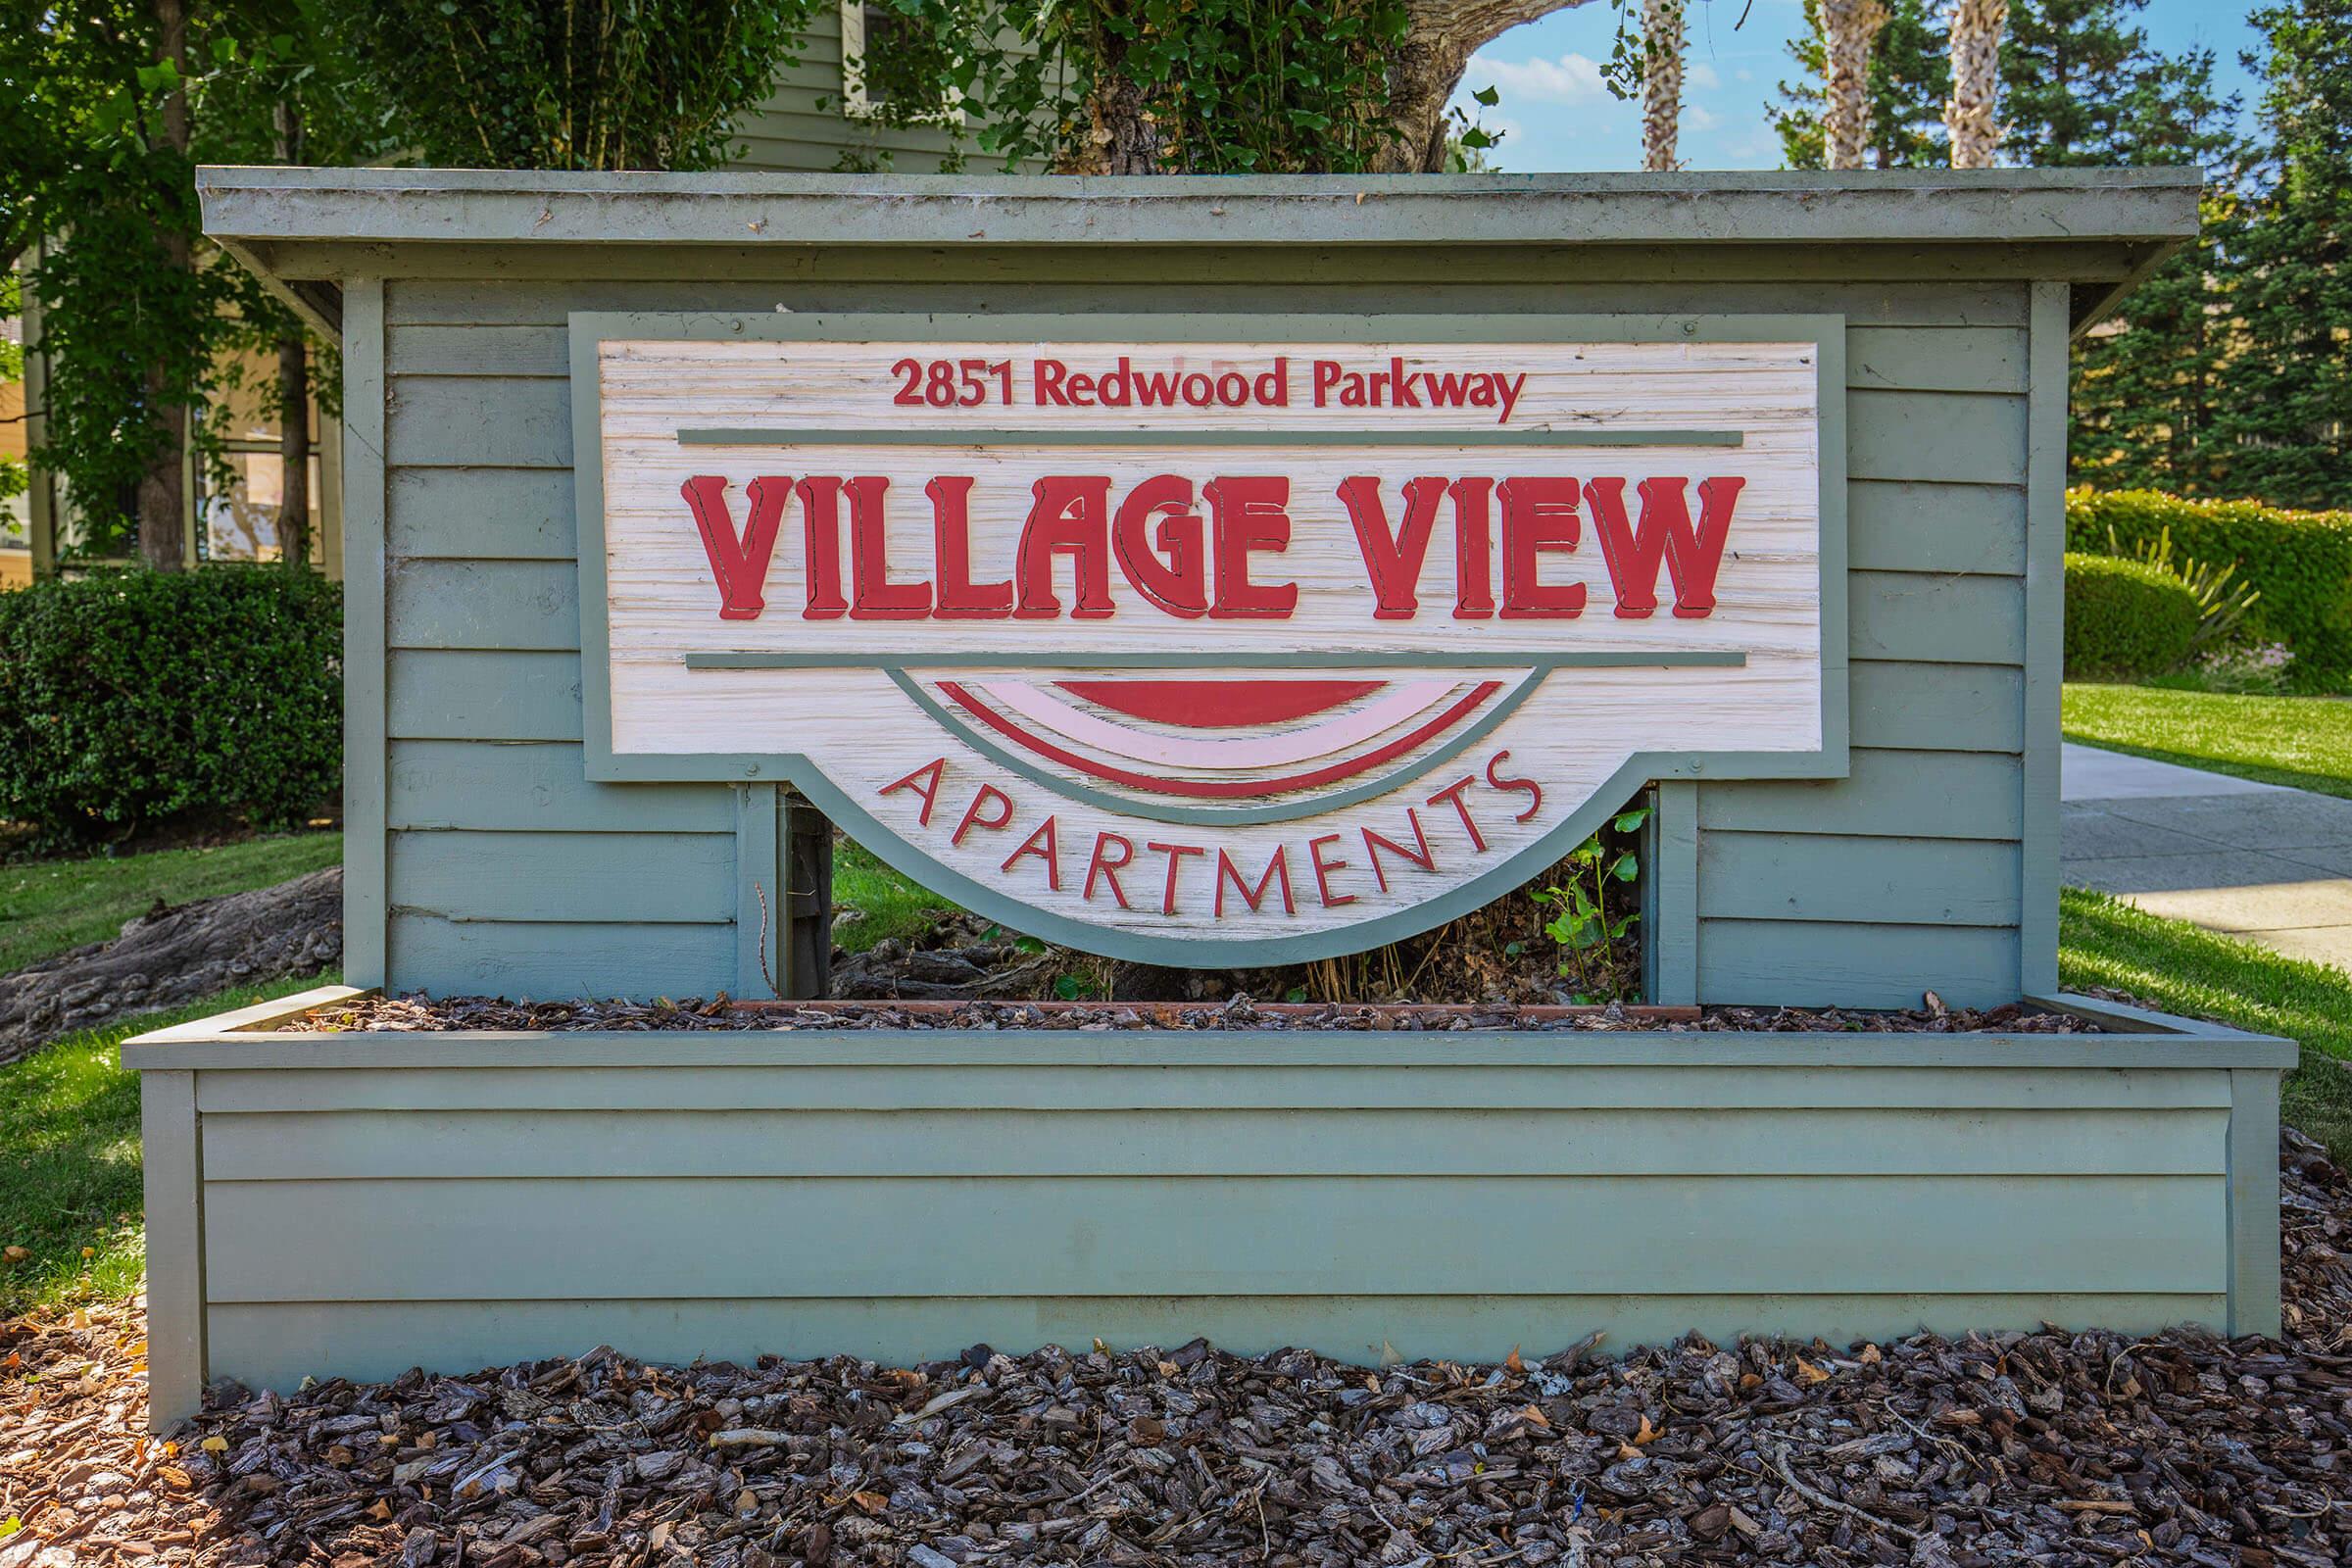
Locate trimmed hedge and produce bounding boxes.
[2068,488,2352,676]
[2065,553,2200,679]
[0,567,342,843]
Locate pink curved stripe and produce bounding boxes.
[936,681,1505,800]
[975,678,1458,770]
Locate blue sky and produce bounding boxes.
[1448,0,2266,171]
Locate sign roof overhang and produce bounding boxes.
[198,167,2203,343]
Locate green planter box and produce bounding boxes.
[127,987,2290,1429]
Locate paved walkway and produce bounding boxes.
[2063,742,2352,970]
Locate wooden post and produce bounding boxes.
[783,789,834,999]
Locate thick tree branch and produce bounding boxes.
[1375,0,1600,173]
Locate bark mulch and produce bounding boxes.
[282,995,2103,1035]
[3,1133,2347,1568]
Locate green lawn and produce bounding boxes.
[2062,682,2352,799]
[833,836,952,953]
[2060,886,2352,1156]
[0,975,335,1316]
[0,831,343,976]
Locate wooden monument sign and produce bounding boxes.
[119,170,2298,1427]
[581,320,1838,960]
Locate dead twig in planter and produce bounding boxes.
[1768,1444,1921,1543]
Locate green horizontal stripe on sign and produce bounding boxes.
[674,426,1744,448]
[680,649,1748,670]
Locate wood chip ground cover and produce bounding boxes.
[4,1134,2346,1568]
[284,996,2102,1034]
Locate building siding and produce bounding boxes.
[371,267,2044,1004]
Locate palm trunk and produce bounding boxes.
[1641,0,1686,172]
[1943,0,2007,169]
[1821,0,1890,172]
[136,0,192,570]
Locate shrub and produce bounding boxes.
[2065,553,2200,678]
[0,567,342,843]
[2068,488,2352,677]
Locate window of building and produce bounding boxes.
[838,1,961,123]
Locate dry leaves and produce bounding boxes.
[289,994,2106,1037]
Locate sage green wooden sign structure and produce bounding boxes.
[123,168,2296,1429]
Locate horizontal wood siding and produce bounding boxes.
[371,274,2039,1003]
[731,9,979,174]
[177,1052,2238,1392]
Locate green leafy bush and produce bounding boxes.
[0,568,341,843]
[2068,488,2352,677]
[2065,553,2200,678]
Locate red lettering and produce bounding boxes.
[1486,750,1543,822]
[1426,774,1488,852]
[1306,833,1356,907]
[1112,474,1208,618]
[1336,474,1446,619]
[1145,841,1205,916]
[1084,832,1136,908]
[1449,476,1495,618]
[1001,814,1062,890]
[1497,476,1588,618]
[1033,359,1071,405]
[843,475,931,619]
[1214,846,1297,918]
[1584,474,1745,618]
[1017,476,1117,619]
[794,476,850,618]
[879,758,949,825]
[928,475,1011,618]
[1361,809,1436,894]
[679,475,788,620]
[951,785,1015,847]
[1202,476,1298,618]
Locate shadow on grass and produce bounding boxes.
[2060,887,2352,1157]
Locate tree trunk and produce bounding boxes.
[0,867,342,1065]
[1822,0,1889,172]
[1943,0,2007,169]
[137,0,193,570]
[1372,0,1599,174]
[277,334,312,566]
[1641,0,1686,172]
[273,103,312,568]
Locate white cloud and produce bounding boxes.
[1687,104,1721,132]
[1688,62,1723,92]
[1461,50,1613,107]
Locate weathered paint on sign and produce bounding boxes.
[576,313,1846,963]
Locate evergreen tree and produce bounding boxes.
[1770,0,1948,170]
[2013,2,2250,493]
[2209,0,2352,511]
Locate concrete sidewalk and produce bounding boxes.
[2062,743,2352,970]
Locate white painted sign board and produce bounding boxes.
[575,315,1844,964]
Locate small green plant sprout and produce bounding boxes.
[1535,807,1648,1001]
[2106,523,2261,658]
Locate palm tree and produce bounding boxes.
[1822,0,1891,169]
[1642,0,1687,172]
[1943,0,2008,168]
